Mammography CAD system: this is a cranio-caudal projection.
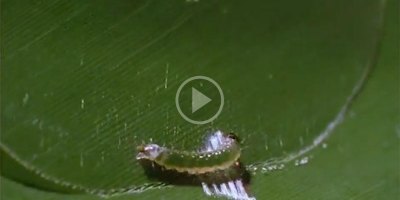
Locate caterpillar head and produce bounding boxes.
[136,144,164,160]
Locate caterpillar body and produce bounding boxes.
[136,131,255,200]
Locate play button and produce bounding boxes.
[192,88,211,113]
[176,76,224,125]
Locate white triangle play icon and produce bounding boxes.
[192,87,211,113]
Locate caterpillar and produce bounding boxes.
[136,131,256,200]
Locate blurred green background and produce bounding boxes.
[1,0,398,199]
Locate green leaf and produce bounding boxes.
[1,0,398,199]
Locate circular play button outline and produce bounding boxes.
[175,75,224,125]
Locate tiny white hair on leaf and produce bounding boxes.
[201,179,256,200]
